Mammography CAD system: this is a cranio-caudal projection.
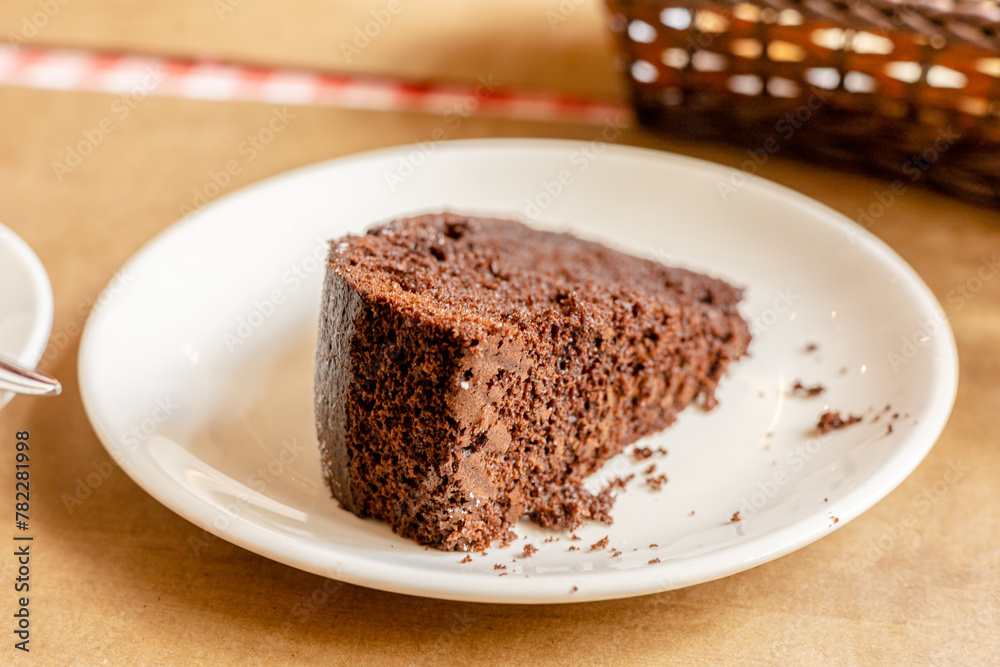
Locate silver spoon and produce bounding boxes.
[0,353,61,396]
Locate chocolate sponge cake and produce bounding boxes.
[315,212,751,551]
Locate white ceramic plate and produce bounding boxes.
[0,223,54,410]
[78,139,957,603]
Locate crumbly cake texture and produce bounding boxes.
[314,212,751,551]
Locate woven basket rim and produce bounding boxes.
[611,0,1000,47]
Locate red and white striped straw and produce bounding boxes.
[0,44,630,125]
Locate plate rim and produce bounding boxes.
[77,138,959,603]
[0,221,55,409]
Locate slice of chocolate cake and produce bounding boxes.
[315,212,751,551]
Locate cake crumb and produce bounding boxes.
[648,558,661,564]
[543,536,558,543]
[804,342,819,353]
[731,511,741,522]
[521,544,538,558]
[644,463,657,475]
[655,447,669,456]
[493,564,506,570]
[649,543,659,548]
[633,447,654,461]
[791,380,825,397]
[590,536,609,551]
[570,533,581,541]
[606,474,635,490]
[568,546,579,552]
[817,411,862,433]
[689,511,695,516]
[571,586,578,593]
[498,572,507,577]
[460,555,472,563]
[832,516,840,524]
[610,548,622,558]
[646,473,669,491]
[886,423,893,435]
[824,498,828,502]
[529,481,614,530]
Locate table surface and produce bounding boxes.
[1,1,998,665]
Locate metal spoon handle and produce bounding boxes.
[0,353,61,396]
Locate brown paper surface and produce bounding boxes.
[0,1,997,664]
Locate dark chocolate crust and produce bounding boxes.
[314,212,751,551]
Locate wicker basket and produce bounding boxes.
[605,0,1000,206]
